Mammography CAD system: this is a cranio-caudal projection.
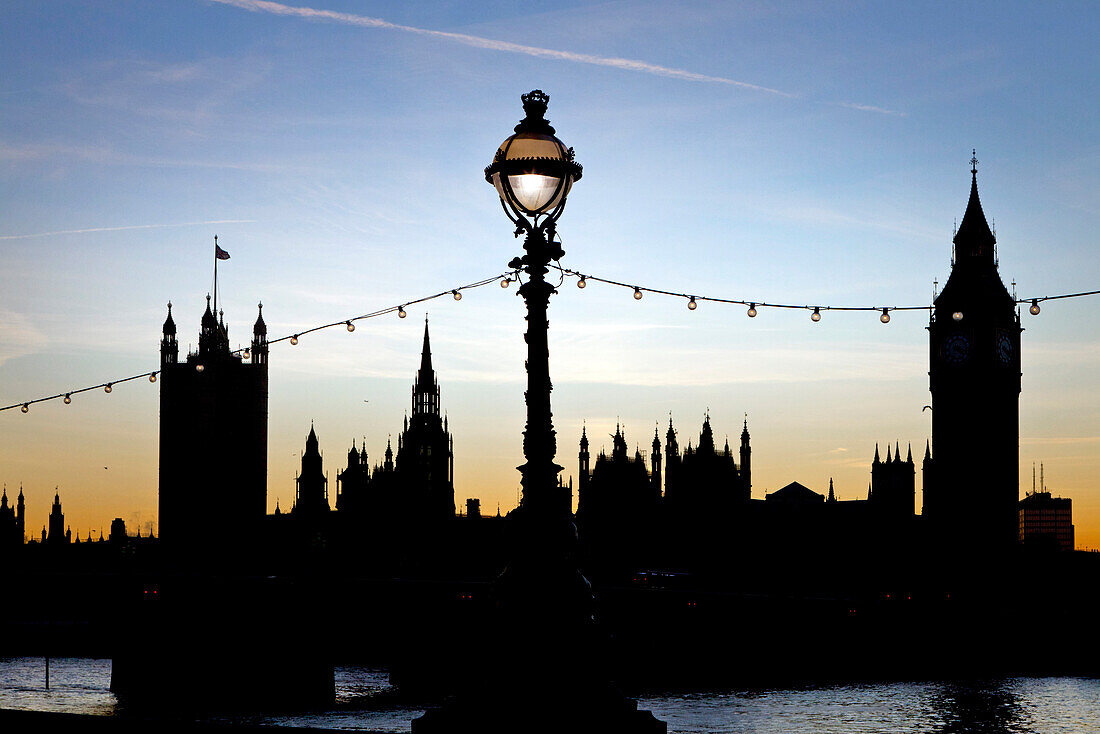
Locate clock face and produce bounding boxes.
[943,335,970,365]
[996,332,1014,364]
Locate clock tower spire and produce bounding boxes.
[925,155,1021,550]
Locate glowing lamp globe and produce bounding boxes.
[485,90,582,219]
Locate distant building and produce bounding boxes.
[766,482,824,507]
[294,425,330,518]
[870,442,915,519]
[158,298,268,553]
[47,490,67,546]
[110,517,127,545]
[1018,492,1074,551]
[0,486,25,547]
[332,317,455,523]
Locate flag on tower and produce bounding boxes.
[215,243,231,260]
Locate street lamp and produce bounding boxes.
[414,89,662,734]
[484,89,582,527]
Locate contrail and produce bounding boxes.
[208,0,794,97]
[0,219,256,241]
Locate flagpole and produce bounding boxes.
[213,235,218,316]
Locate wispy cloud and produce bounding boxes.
[0,141,296,172]
[0,310,48,366]
[0,220,256,241]
[209,0,801,98]
[835,101,907,117]
[1021,436,1100,446]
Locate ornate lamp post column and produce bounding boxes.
[485,90,581,548]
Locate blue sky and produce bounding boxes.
[2,0,1099,544]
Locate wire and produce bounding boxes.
[1,271,518,413]
[554,265,1099,314]
[3,266,1097,414]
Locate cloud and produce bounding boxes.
[835,101,907,117]
[1021,436,1100,446]
[207,0,816,101]
[0,220,256,241]
[0,310,48,366]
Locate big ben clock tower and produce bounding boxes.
[924,154,1021,549]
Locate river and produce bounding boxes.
[1,658,1097,732]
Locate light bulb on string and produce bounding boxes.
[398,306,407,319]
[290,335,299,345]
[243,348,250,360]
[811,307,821,322]
[880,308,891,324]
[452,290,462,301]
[501,278,511,288]
[346,321,355,332]
[747,303,757,318]
[1029,299,1040,315]
[952,311,964,321]
[195,364,205,373]
[64,394,72,405]
[687,296,698,311]
[21,403,28,413]
[633,287,643,300]
[104,383,113,393]
[577,276,586,289]
[149,373,157,383]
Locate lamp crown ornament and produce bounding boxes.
[516,89,554,134]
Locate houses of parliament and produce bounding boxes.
[2,163,1072,569]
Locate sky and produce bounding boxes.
[2,1,1098,547]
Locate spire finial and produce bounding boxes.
[970,149,978,177]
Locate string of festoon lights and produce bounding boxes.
[2,266,1097,414]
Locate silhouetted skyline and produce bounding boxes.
[2,2,1099,548]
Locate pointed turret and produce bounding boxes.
[253,302,267,336]
[906,443,914,464]
[163,302,177,336]
[886,444,892,463]
[953,153,996,263]
[161,302,179,367]
[249,302,269,366]
[924,439,932,461]
[306,423,319,455]
[418,316,434,379]
[874,443,881,464]
[894,441,902,463]
[580,424,589,451]
[827,478,836,502]
[698,414,715,454]
[198,294,230,357]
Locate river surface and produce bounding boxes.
[1,657,1097,732]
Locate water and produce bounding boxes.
[1,657,1098,732]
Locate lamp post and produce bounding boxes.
[484,89,581,557]
[413,89,662,734]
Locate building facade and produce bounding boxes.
[159,298,269,552]
[1018,491,1074,551]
